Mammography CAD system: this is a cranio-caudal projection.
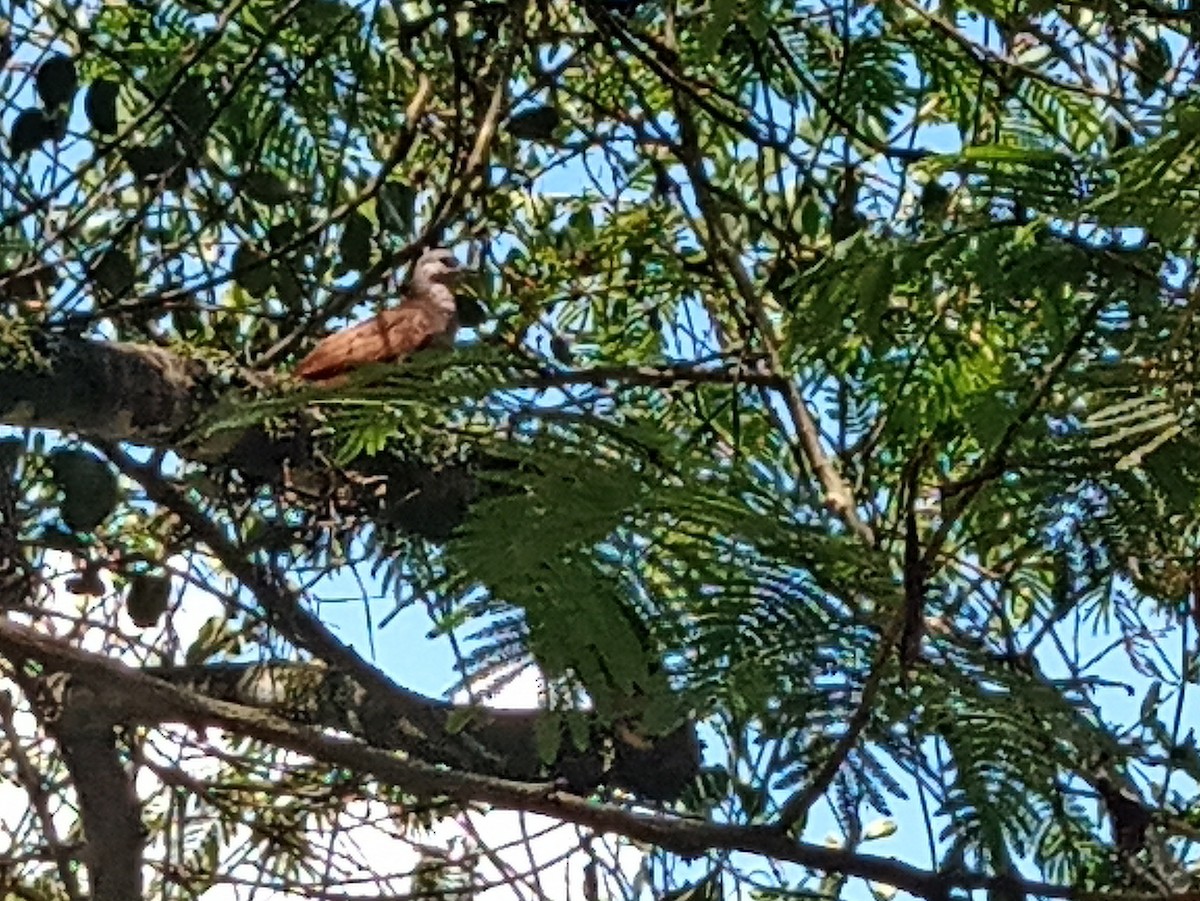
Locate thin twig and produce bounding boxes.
[669,95,875,545]
[773,612,904,832]
[255,73,436,369]
[515,362,785,391]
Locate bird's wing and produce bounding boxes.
[295,306,441,382]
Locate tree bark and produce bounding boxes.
[0,325,479,539]
[0,327,203,444]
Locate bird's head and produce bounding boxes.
[412,247,468,290]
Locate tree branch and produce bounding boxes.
[0,619,1156,901]
[134,660,700,803]
[667,94,875,545]
[0,327,204,445]
[0,617,1119,901]
[52,690,144,901]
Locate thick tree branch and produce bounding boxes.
[101,444,699,801]
[135,661,700,802]
[0,327,204,445]
[0,618,1147,901]
[46,680,144,901]
[0,325,700,798]
[0,324,479,538]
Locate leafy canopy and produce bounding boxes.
[0,0,1198,898]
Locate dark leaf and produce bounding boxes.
[66,568,105,596]
[567,206,593,240]
[831,167,862,242]
[49,448,119,533]
[0,438,21,474]
[85,79,120,135]
[507,105,560,141]
[0,262,58,301]
[90,248,136,297]
[377,181,415,235]
[242,172,292,205]
[123,141,188,187]
[456,294,488,328]
[126,573,171,627]
[232,243,274,297]
[9,108,54,158]
[337,210,373,274]
[266,220,298,250]
[170,76,213,144]
[35,54,77,110]
[274,265,303,310]
[47,108,68,142]
[920,181,951,224]
[35,524,86,553]
[550,333,573,364]
[1135,35,1171,99]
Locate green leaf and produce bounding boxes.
[958,145,1070,165]
[444,706,480,735]
[534,711,563,765]
[184,616,243,665]
[857,255,894,346]
[799,195,822,240]
[698,0,736,57]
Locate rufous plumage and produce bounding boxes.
[295,247,466,384]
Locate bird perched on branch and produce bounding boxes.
[295,247,467,384]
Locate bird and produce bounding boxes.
[294,247,467,384]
